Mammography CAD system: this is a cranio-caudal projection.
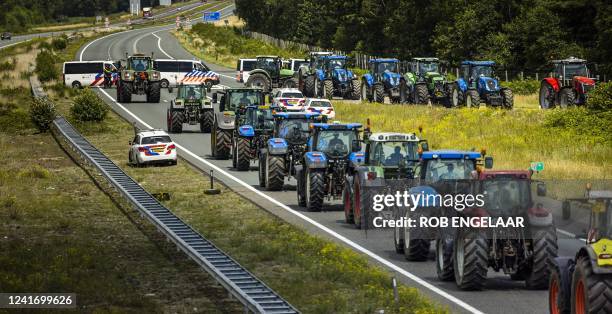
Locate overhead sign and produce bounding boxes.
[203,11,220,22]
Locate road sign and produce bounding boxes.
[104,17,109,29]
[530,162,544,172]
[203,11,220,22]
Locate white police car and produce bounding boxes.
[272,88,306,111]
[304,98,335,119]
[128,129,177,166]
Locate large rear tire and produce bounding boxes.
[119,81,132,103]
[303,75,315,97]
[343,183,354,224]
[170,109,183,133]
[373,83,385,103]
[200,110,213,133]
[235,137,250,171]
[403,226,429,261]
[436,237,455,281]
[323,79,334,100]
[571,256,612,314]
[415,83,429,105]
[246,73,270,92]
[453,229,488,290]
[525,226,558,289]
[559,88,575,108]
[147,82,161,103]
[539,82,555,109]
[451,84,463,107]
[502,88,514,109]
[266,155,285,191]
[466,90,480,108]
[305,169,324,212]
[549,264,570,314]
[296,168,306,207]
[351,79,360,100]
[214,128,231,159]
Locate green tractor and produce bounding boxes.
[404,58,452,106]
[167,82,213,133]
[210,87,266,159]
[117,53,161,103]
[246,56,298,92]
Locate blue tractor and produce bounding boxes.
[259,112,324,191]
[451,61,513,109]
[296,123,365,211]
[310,55,360,100]
[361,58,407,103]
[231,104,278,171]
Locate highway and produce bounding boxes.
[76,7,587,313]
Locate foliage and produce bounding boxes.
[544,107,612,144]
[0,57,17,72]
[29,97,56,132]
[502,80,540,95]
[586,82,612,111]
[34,49,58,82]
[70,88,107,122]
[51,36,68,51]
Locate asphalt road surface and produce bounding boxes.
[76,9,587,314]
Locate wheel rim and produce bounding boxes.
[452,89,458,107]
[394,223,401,247]
[466,95,472,108]
[575,279,585,314]
[437,240,445,271]
[306,171,311,206]
[550,277,560,314]
[314,79,319,96]
[361,83,367,101]
[161,80,168,88]
[403,222,410,251]
[456,238,465,277]
[540,85,550,109]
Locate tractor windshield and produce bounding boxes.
[419,62,439,74]
[245,108,274,131]
[482,179,531,214]
[564,63,589,78]
[178,85,204,100]
[376,62,398,74]
[470,65,494,79]
[257,58,278,72]
[130,58,151,71]
[229,91,263,111]
[326,58,347,70]
[316,130,357,158]
[371,141,419,166]
[277,118,311,145]
[424,159,475,183]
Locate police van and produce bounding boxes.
[153,59,220,88]
[63,61,118,88]
[235,58,256,83]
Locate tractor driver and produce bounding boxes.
[328,133,344,150]
[187,86,197,98]
[439,163,458,180]
[239,94,252,107]
[134,59,146,71]
[329,59,343,69]
[385,146,404,166]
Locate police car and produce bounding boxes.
[128,129,177,166]
[272,88,306,111]
[304,98,335,119]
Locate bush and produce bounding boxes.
[29,97,56,132]
[544,107,612,143]
[0,57,17,72]
[51,37,68,51]
[35,50,58,82]
[502,79,540,95]
[70,88,107,122]
[586,82,612,111]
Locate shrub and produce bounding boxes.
[0,57,17,72]
[29,97,56,132]
[502,79,540,95]
[70,88,107,122]
[544,107,612,143]
[35,50,58,82]
[51,37,68,51]
[586,82,612,111]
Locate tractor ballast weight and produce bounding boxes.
[210,87,266,159]
[361,58,407,103]
[231,104,277,171]
[117,53,161,103]
[404,57,452,106]
[259,112,325,191]
[167,83,213,133]
[539,57,597,109]
[451,61,513,109]
[296,123,364,211]
[246,55,297,92]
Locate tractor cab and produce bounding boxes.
[551,57,590,82]
[177,83,207,102]
[309,123,362,159]
[460,61,497,87]
[410,57,441,78]
[255,56,282,79]
[242,105,276,134]
[128,54,153,72]
[214,87,266,113]
[415,150,493,184]
[369,58,401,77]
[273,112,322,144]
[363,132,423,180]
[455,61,512,108]
[308,51,333,71]
[322,55,349,71]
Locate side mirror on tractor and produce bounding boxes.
[420,140,429,152]
[351,140,362,152]
[537,182,547,197]
[484,156,493,169]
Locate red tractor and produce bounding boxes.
[539,57,597,109]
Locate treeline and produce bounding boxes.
[235,0,612,76]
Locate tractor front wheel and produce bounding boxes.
[403,225,429,261]
[373,84,385,103]
[549,264,569,314]
[559,88,575,108]
[350,79,360,100]
[306,169,324,211]
[235,137,250,171]
[415,83,429,105]
[502,88,514,109]
[436,237,455,281]
[361,81,372,102]
[323,79,334,100]
[258,151,267,188]
[119,81,132,103]
[296,168,306,207]
[539,82,555,109]
[466,90,480,108]
[170,109,183,133]
[214,128,231,159]
[200,110,213,133]
[246,73,270,92]
[525,226,558,289]
[303,75,315,97]
[146,82,161,103]
[399,81,408,104]
[571,256,612,313]
[266,155,285,191]
[451,85,463,107]
[343,183,354,224]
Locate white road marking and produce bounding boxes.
[132,32,153,54]
[0,39,31,50]
[95,87,484,314]
[151,30,173,59]
[556,228,586,242]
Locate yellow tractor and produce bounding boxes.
[549,185,612,313]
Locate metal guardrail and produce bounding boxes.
[52,117,299,314]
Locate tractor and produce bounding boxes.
[310,55,360,100]
[434,170,558,291]
[231,104,277,171]
[166,82,213,133]
[549,186,612,313]
[451,61,513,109]
[344,120,428,229]
[259,112,324,191]
[404,57,452,106]
[117,53,161,103]
[210,87,266,159]
[298,51,333,97]
[394,150,493,261]
[539,57,597,109]
[361,58,407,103]
[246,55,297,92]
[296,123,364,211]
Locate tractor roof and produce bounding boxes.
[421,150,481,160]
[273,112,320,119]
[256,55,279,59]
[552,56,587,64]
[224,87,264,92]
[412,57,439,62]
[369,132,419,142]
[312,123,362,130]
[322,55,348,60]
[310,51,333,56]
[179,81,206,86]
[461,61,496,66]
[480,170,531,180]
[369,58,399,63]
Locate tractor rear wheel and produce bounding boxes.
[502,88,514,109]
[343,184,354,224]
[549,264,569,314]
[303,75,315,97]
[453,228,488,290]
[296,168,306,207]
[415,83,429,105]
[258,151,267,188]
[200,110,213,133]
[571,256,612,314]
[146,82,161,103]
[559,88,575,108]
[305,169,324,211]
[214,128,231,159]
[246,73,270,92]
[394,219,404,253]
[539,82,555,109]
[436,237,455,281]
[314,77,322,97]
[119,81,132,103]
[351,79,360,100]
[235,137,250,171]
[323,79,334,100]
[466,90,480,108]
[525,226,558,289]
[266,155,285,191]
[374,84,385,103]
[451,84,463,107]
[170,109,183,133]
[353,179,362,228]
